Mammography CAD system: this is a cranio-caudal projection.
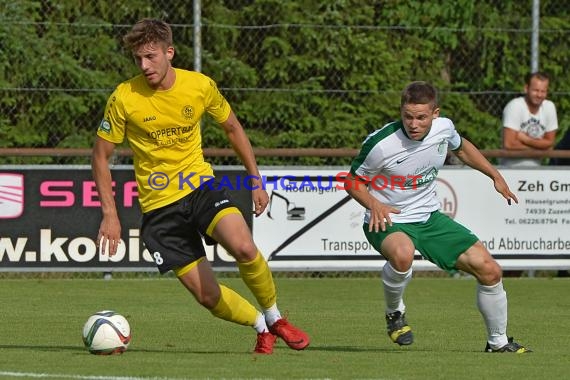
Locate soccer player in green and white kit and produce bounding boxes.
[344,81,531,353]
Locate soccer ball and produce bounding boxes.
[82,310,131,355]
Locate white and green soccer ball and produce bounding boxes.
[82,310,131,355]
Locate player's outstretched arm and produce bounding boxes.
[453,138,518,205]
[91,137,122,255]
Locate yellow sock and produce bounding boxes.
[210,285,258,326]
[237,251,277,309]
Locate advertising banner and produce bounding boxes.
[253,168,570,270]
[0,166,250,272]
[1,166,569,272]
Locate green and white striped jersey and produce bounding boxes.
[349,117,462,223]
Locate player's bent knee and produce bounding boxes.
[387,250,414,271]
[490,262,503,283]
[390,257,413,272]
[229,241,258,262]
[198,290,222,310]
[479,261,502,285]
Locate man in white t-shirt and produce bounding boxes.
[501,72,558,167]
[344,81,531,353]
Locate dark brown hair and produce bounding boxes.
[123,18,173,51]
[400,81,438,109]
[524,71,550,86]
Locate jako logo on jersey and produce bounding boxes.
[143,116,157,122]
[214,200,229,208]
[0,173,24,219]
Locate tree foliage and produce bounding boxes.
[1,0,568,165]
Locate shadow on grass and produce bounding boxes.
[0,344,84,353]
[304,345,447,353]
[0,344,254,355]
[0,344,483,355]
[299,344,484,354]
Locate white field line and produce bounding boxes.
[0,371,186,380]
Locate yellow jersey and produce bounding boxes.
[97,68,232,213]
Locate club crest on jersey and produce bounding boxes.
[437,139,447,155]
[181,105,194,120]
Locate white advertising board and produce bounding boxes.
[253,168,570,271]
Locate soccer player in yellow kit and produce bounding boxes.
[91,18,309,354]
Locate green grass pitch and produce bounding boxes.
[0,276,567,379]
